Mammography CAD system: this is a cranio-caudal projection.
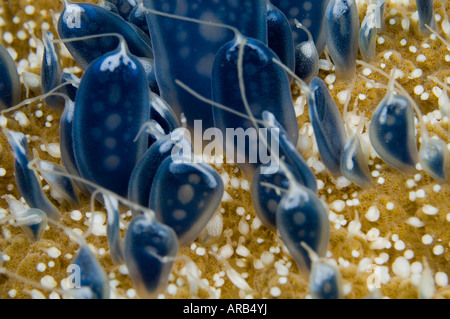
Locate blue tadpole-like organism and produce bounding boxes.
[143,0,268,135]
[124,212,178,299]
[324,0,360,79]
[293,21,320,83]
[4,129,61,220]
[271,0,330,55]
[267,1,295,77]
[308,77,347,176]
[149,153,224,247]
[72,37,150,197]
[211,34,299,179]
[58,1,153,69]
[0,42,21,110]
[41,30,65,112]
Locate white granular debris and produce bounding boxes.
[196,247,206,256]
[422,205,438,215]
[432,245,444,256]
[14,111,30,127]
[406,217,425,228]
[414,173,422,182]
[279,277,287,285]
[435,272,449,287]
[391,234,399,242]
[41,275,57,289]
[3,32,13,44]
[260,252,274,266]
[119,265,129,275]
[70,210,82,221]
[240,179,249,190]
[366,227,380,242]
[392,257,410,279]
[409,191,416,201]
[405,179,416,188]
[256,237,264,244]
[394,240,406,251]
[98,248,106,256]
[334,176,352,189]
[46,247,61,258]
[238,218,249,236]
[371,170,380,177]
[8,289,17,298]
[377,177,385,185]
[386,202,395,210]
[416,189,426,198]
[236,207,245,216]
[36,263,46,272]
[378,36,385,44]
[416,54,427,62]
[24,5,35,15]
[330,200,345,213]
[125,289,137,298]
[276,264,289,277]
[400,38,407,46]
[219,245,234,259]
[230,177,240,188]
[422,234,433,245]
[375,252,389,265]
[270,287,281,298]
[411,262,423,274]
[29,289,46,299]
[253,259,264,270]
[358,258,373,273]
[0,168,6,177]
[365,206,380,222]
[316,179,325,190]
[351,250,360,258]
[362,68,372,76]
[190,243,197,251]
[414,85,425,95]
[447,213,450,222]
[410,69,423,79]
[409,45,418,53]
[166,284,177,296]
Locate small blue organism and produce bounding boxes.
[324,0,360,79]
[103,193,124,265]
[416,0,436,35]
[0,42,21,110]
[293,20,319,83]
[341,133,372,188]
[124,212,178,298]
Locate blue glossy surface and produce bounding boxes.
[341,134,372,188]
[359,12,378,62]
[310,261,343,299]
[271,0,330,55]
[308,77,347,176]
[149,156,224,247]
[416,0,436,35]
[369,94,419,174]
[149,92,179,135]
[144,0,267,134]
[419,138,449,183]
[5,130,61,220]
[73,245,110,299]
[103,194,124,265]
[276,184,330,272]
[41,31,65,112]
[73,43,150,197]
[107,0,138,20]
[212,37,299,179]
[135,57,159,94]
[324,0,359,79]
[267,2,295,76]
[124,213,178,298]
[59,72,80,102]
[58,1,153,69]
[17,208,48,242]
[128,2,150,35]
[294,27,319,83]
[0,42,21,110]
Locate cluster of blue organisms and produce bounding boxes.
[0,0,448,299]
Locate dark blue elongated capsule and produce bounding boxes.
[359,11,378,62]
[128,2,150,35]
[309,260,343,299]
[73,40,150,197]
[149,92,179,134]
[0,42,21,110]
[416,0,436,35]
[59,72,80,102]
[103,193,123,265]
[324,0,359,79]
[73,245,110,299]
[58,1,153,69]
[107,0,138,20]
[340,134,372,188]
[276,183,330,273]
[369,94,419,174]
[294,22,319,84]
[419,138,449,183]
[212,36,299,179]
[124,213,178,298]
[128,128,188,210]
[267,1,295,77]
[16,208,48,242]
[4,130,61,220]
[149,155,224,247]
[41,30,64,112]
[143,0,267,135]
[308,77,347,176]
[271,0,330,55]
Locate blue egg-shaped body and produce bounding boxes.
[143,0,267,135]
[324,0,359,79]
[73,245,110,299]
[308,77,347,176]
[277,185,330,272]
[267,2,295,75]
[149,156,224,247]
[310,262,343,299]
[212,37,299,179]
[41,31,65,112]
[295,37,319,84]
[0,42,21,110]
[271,0,330,55]
[419,138,449,183]
[73,44,150,197]
[369,94,419,174]
[124,214,178,298]
[341,134,372,188]
[58,2,153,69]
[359,12,378,62]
